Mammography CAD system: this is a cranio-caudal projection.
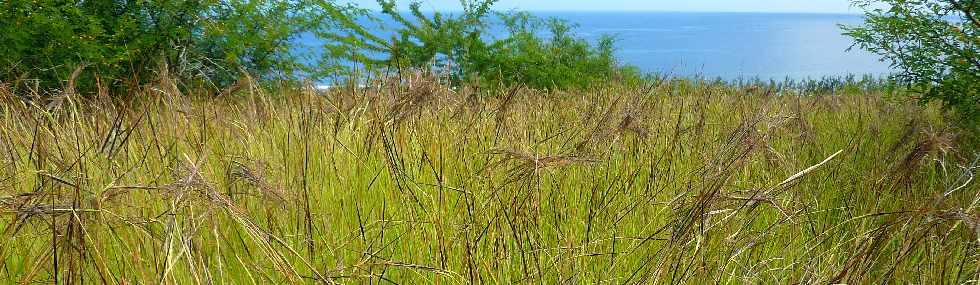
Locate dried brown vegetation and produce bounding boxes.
[0,74,977,284]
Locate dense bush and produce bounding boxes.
[473,12,641,89]
[0,0,367,92]
[355,0,640,90]
[843,0,980,134]
[0,0,638,94]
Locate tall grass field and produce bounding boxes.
[0,75,977,284]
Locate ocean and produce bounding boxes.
[538,12,891,80]
[303,11,892,81]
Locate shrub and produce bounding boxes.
[357,0,639,90]
[1,0,638,95]
[0,0,368,93]
[842,0,980,137]
[473,12,640,89]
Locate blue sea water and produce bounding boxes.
[303,11,892,81]
[539,12,891,80]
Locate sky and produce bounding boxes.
[344,0,859,14]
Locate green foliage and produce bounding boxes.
[358,1,638,90]
[1,0,637,93]
[0,0,368,92]
[473,12,641,89]
[842,0,980,133]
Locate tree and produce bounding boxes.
[0,0,369,93]
[842,0,980,136]
[353,0,637,90]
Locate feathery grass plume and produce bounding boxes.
[0,73,977,283]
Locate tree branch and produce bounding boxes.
[950,0,980,28]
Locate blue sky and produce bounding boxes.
[344,0,859,14]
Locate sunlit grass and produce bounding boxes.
[0,76,976,284]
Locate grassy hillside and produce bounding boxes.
[0,76,977,284]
